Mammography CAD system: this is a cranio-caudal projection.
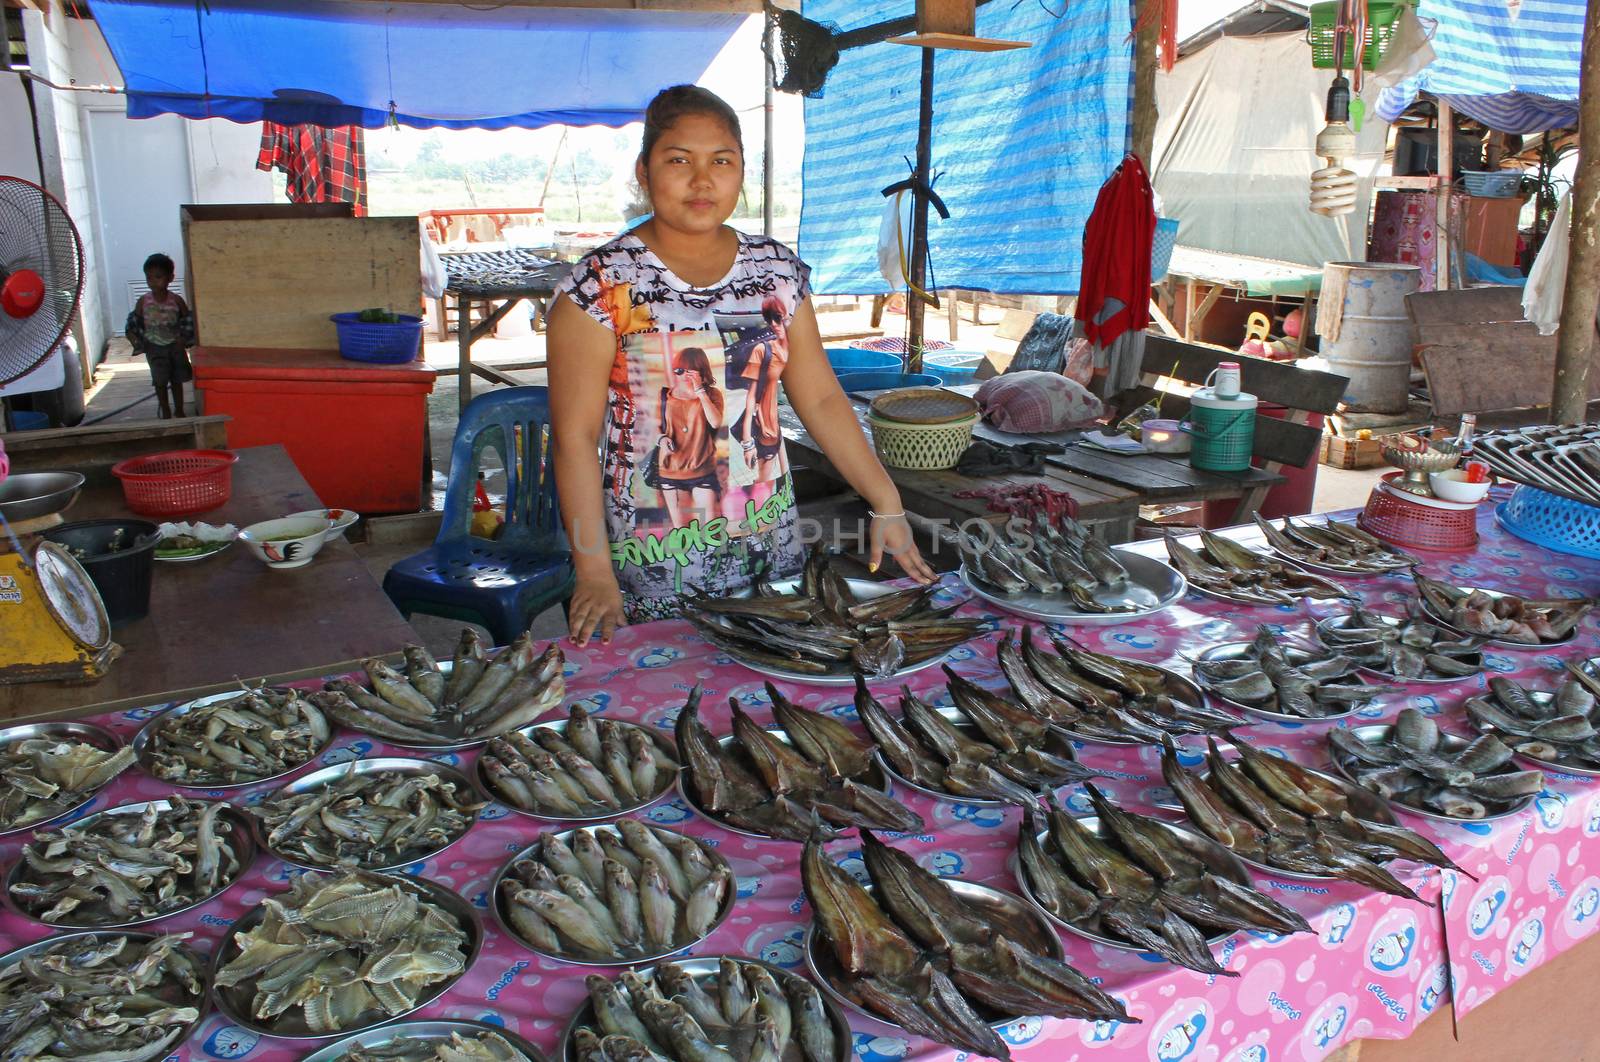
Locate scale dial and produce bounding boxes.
[33,541,110,650]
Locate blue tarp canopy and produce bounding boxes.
[1375,0,1584,133]
[797,0,1132,296]
[86,0,742,129]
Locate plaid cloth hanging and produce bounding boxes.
[256,123,368,216]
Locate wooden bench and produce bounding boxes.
[1411,287,1600,424]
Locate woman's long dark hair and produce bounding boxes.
[639,85,743,165]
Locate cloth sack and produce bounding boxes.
[976,371,1104,434]
[1524,190,1570,336]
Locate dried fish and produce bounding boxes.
[339,1030,532,1061]
[1253,513,1415,573]
[311,634,565,745]
[215,871,471,1035]
[1165,529,1350,606]
[1461,665,1600,772]
[1413,572,1592,646]
[141,686,331,786]
[497,825,731,962]
[0,731,134,831]
[256,761,484,870]
[0,932,205,1062]
[675,684,923,842]
[1193,625,1393,719]
[481,708,679,818]
[10,797,251,927]
[1316,606,1485,681]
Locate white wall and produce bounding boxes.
[0,74,41,182]
[187,120,274,203]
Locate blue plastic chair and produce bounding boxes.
[382,387,573,645]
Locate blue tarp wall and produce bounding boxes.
[797,1,1132,296]
[85,0,741,129]
[1375,0,1583,133]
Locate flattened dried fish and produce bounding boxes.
[142,686,331,786]
[340,1029,532,1061]
[0,732,133,832]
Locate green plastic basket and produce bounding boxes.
[1187,402,1257,473]
[1309,0,1402,70]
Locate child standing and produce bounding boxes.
[125,253,196,419]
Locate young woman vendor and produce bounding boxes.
[549,85,934,646]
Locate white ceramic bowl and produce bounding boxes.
[238,517,333,570]
[283,507,359,543]
[1429,469,1493,504]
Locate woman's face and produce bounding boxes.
[637,113,743,237]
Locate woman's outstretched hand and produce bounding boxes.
[568,571,627,647]
[869,512,937,584]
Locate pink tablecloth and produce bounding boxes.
[3,492,1598,1062]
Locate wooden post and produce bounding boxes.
[906,47,935,373]
[1435,102,1454,291]
[1131,0,1160,165]
[1552,0,1600,424]
[762,14,775,236]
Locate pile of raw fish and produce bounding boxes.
[339,1030,532,1061]
[804,833,1131,1061]
[676,684,923,842]
[480,705,677,817]
[498,823,731,962]
[257,763,484,869]
[143,687,330,786]
[312,633,564,744]
[570,959,840,1062]
[1414,572,1592,645]
[1017,785,1310,975]
[1193,625,1398,718]
[0,932,205,1062]
[1164,528,1348,605]
[11,797,248,925]
[685,547,986,678]
[855,669,1097,803]
[0,733,133,831]
[1317,602,1486,680]
[1463,666,1600,772]
[1329,708,1546,819]
[962,515,1142,612]
[1162,736,1461,898]
[1251,514,1416,573]
[998,627,1238,742]
[215,871,470,1034]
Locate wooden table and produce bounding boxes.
[779,403,1142,543]
[0,445,420,722]
[1043,442,1284,503]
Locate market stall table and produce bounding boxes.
[0,444,419,722]
[442,250,572,412]
[5,492,1600,1060]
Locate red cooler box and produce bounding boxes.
[194,347,436,514]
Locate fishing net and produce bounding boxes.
[772,10,842,96]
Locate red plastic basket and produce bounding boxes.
[110,449,238,518]
[1358,478,1478,552]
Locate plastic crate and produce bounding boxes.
[329,312,424,364]
[1309,0,1402,69]
[110,449,238,518]
[1462,170,1524,198]
[1358,479,1477,551]
[1495,484,1600,560]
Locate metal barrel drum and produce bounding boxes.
[1316,262,1421,413]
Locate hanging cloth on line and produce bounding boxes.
[1074,154,1156,395]
[256,123,369,216]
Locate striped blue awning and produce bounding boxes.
[1375,0,1583,133]
[797,1,1132,295]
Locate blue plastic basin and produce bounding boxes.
[825,348,902,376]
[836,371,942,394]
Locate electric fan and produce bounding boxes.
[0,175,84,385]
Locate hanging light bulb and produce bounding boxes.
[1311,76,1358,217]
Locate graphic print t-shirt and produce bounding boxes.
[555,231,809,621]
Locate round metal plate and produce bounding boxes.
[1015,816,1246,950]
[211,870,483,1040]
[0,720,127,836]
[558,955,853,1062]
[132,688,335,790]
[1313,613,1486,684]
[1418,589,1581,650]
[491,823,734,967]
[1192,642,1376,722]
[805,878,1063,1032]
[6,797,259,929]
[253,756,481,872]
[473,717,679,823]
[959,550,1187,626]
[33,539,110,649]
[871,706,1086,807]
[1328,724,1540,822]
[299,1018,549,1062]
[1256,518,1415,576]
[1465,685,1600,778]
[0,930,208,1054]
[677,730,893,841]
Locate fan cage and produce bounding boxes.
[0,175,85,385]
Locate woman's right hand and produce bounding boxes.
[659,435,676,455]
[568,572,627,647]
